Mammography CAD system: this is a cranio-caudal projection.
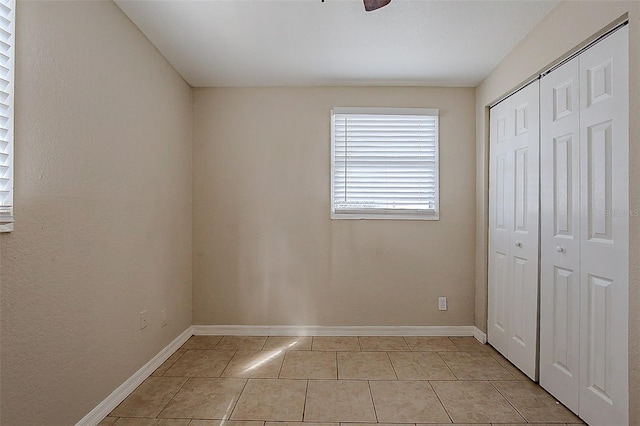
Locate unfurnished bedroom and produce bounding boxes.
[0,1,638,425]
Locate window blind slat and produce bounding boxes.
[335,147,437,152]
[336,181,435,192]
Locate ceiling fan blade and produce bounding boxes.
[363,0,391,12]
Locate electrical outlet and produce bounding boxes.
[140,310,148,330]
[160,309,167,328]
[438,297,447,311]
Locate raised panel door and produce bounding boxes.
[578,26,629,426]
[540,56,581,412]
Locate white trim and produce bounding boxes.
[332,107,439,116]
[192,324,485,339]
[331,211,439,221]
[75,326,193,426]
[473,327,487,344]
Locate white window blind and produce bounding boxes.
[0,0,13,231]
[331,107,439,220]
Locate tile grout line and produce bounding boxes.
[337,351,345,379]
[428,380,454,424]
[437,351,461,380]
[154,375,191,419]
[226,377,250,421]
[158,347,188,376]
[488,380,528,423]
[366,380,379,423]
[384,351,399,381]
[218,349,238,377]
[301,379,309,422]
[401,336,414,351]
[276,347,287,379]
[213,336,225,350]
[493,355,519,380]
[473,347,519,380]
[434,351,457,380]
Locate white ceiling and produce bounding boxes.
[115,0,557,88]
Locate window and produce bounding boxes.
[331,107,439,220]
[0,0,13,232]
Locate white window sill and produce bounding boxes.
[331,212,440,221]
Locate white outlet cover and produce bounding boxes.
[140,310,148,330]
[438,297,447,311]
[161,309,167,327]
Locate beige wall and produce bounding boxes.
[193,87,476,327]
[474,2,640,423]
[0,1,193,424]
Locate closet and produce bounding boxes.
[488,24,629,426]
[539,26,629,426]
[488,82,540,381]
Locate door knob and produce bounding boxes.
[556,246,566,253]
[515,241,522,248]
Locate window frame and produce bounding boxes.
[330,107,440,221]
[0,0,14,232]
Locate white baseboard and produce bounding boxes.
[75,326,193,426]
[473,327,487,344]
[192,324,487,340]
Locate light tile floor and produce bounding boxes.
[102,336,585,426]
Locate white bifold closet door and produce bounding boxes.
[488,81,539,380]
[540,26,629,426]
[540,54,581,413]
